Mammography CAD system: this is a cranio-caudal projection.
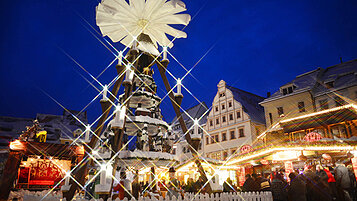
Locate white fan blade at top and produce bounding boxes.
[101,0,136,19]
[146,27,173,48]
[158,24,187,39]
[120,28,142,47]
[143,0,167,20]
[129,0,146,18]
[152,14,191,26]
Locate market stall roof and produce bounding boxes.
[279,104,357,133]
[227,141,357,165]
[10,140,84,159]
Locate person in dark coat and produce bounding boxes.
[347,165,357,201]
[287,172,306,201]
[335,162,352,201]
[316,165,329,186]
[242,174,256,192]
[325,166,338,201]
[252,173,263,192]
[260,173,272,192]
[132,171,142,199]
[223,178,235,192]
[312,174,333,201]
[303,167,320,201]
[271,172,288,201]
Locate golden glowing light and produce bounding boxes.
[9,140,25,151]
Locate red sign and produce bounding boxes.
[352,157,357,182]
[19,160,64,186]
[304,132,322,142]
[238,167,245,186]
[30,160,64,181]
[284,161,294,182]
[240,145,253,154]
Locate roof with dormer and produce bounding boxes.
[260,68,322,104]
[260,58,357,104]
[225,85,266,125]
[313,59,357,97]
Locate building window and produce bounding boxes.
[230,130,236,139]
[298,101,305,113]
[269,113,273,125]
[211,136,215,144]
[282,86,294,95]
[325,81,334,88]
[216,118,219,125]
[215,106,219,112]
[228,102,232,107]
[319,99,329,110]
[334,96,346,107]
[292,131,306,141]
[215,152,222,160]
[237,111,241,118]
[331,124,348,138]
[219,93,225,97]
[210,120,213,127]
[222,116,226,123]
[206,137,209,145]
[222,104,225,110]
[215,135,219,143]
[222,132,227,141]
[229,114,233,121]
[256,127,260,135]
[239,128,245,137]
[223,152,228,160]
[231,149,236,155]
[277,107,284,117]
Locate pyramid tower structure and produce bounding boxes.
[91,34,178,195]
[64,1,213,199]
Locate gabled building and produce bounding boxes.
[260,68,322,128]
[171,102,209,163]
[0,109,89,149]
[37,110,89,145]
[204,80,266,160]
[313,59,357,112]
[227,60,357,177]
[259,59,357,146]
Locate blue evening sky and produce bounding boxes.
[1,0,357,123]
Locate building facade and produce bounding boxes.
[171,102,209,163]
[0,109,88,149]
[226,59,357,187]
[260,59,357,140]
[203,80,266,160]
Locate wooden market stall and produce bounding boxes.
[0,140,84,201]
[227,104,357,186]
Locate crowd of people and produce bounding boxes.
[88,162,356,201]
[242,162,357,201]
[110,167,186,200]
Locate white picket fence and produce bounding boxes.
[10,190,272,201]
